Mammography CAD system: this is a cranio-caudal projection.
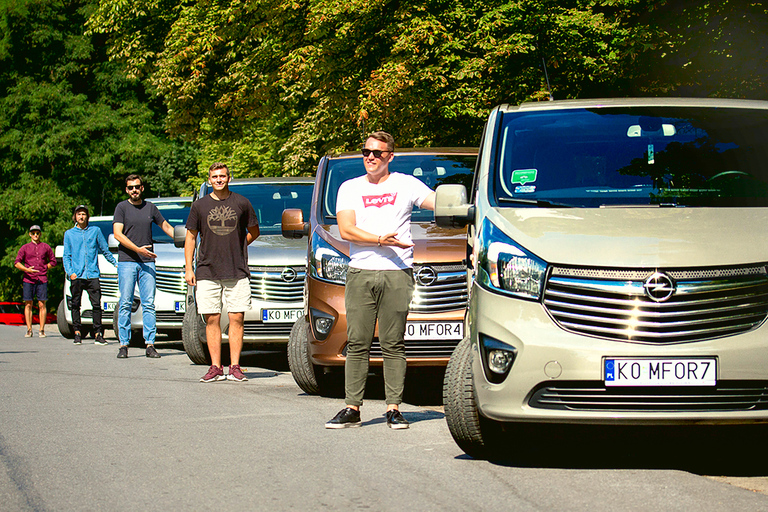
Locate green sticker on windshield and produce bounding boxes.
[512,169,538,185]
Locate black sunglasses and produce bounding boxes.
[361,148,391,159]
[126,185,142,190]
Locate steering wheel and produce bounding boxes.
[708,170,750,182]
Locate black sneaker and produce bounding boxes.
[325,407,362,429]
[386,409,410,429]
[73,333,82,345]
[94,333,107,346]
[117,345,128,359]
[145,345,161,358]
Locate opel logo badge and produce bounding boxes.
[415,266,437,286]
[281,267,297,282]
[643,272,675,302]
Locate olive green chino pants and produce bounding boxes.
[344,267,414,407]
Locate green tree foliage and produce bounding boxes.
[0,0,198,302]
[89,0,663,173]
[629,2,768,98]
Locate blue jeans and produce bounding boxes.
[118,261,156,346]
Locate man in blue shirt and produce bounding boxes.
[63,205,117,345]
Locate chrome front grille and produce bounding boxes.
[249,266,305,303]
[156,267,187,296]
[242,321,293,337]
[543,265,768,343]
[100,274,119,296]
[410,264,468,313]
[529,381,768,412]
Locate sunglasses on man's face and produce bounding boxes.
[126,185,142,191]
[361,148,390,159]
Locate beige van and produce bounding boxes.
[436,98,768,458]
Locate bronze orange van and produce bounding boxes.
[282,148,477,394]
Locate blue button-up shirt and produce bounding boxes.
[63,225,117,279]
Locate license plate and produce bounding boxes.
[103,302,117,312]
[405,321,463,340]
[175,301,186,313]
[262,308,302,323]
[604,358,717,387]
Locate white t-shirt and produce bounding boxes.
[336,172,433,270]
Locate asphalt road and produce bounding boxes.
[2,324,768,511]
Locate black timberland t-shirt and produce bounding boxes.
[186,192,259,280]
[113,200,166,262]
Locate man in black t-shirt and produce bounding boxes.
[185,163,260,383]
[113,174,174,359]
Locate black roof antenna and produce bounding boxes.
[542,57,554,101]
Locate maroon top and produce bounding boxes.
[15,242,56,284]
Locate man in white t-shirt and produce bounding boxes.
[325,131,435,430]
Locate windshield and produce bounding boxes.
[202,182,314,235]
[89,219,114,241]
[321,153,476,223]
[150,200,191,243]
[494,107,768,207]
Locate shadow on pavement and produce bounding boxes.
[477,423,768,476]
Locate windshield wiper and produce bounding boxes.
[498,197,573,208]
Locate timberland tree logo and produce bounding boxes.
[207,205,237,235]
[363,193,397,208]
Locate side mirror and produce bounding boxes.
[282,208,309,239]
[173,225,186,248]
[107,234,119,251]
[435,184,474,228]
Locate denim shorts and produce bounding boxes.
[22,282,47,302]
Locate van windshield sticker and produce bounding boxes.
[512,169,538,185]
[515,185,536,194]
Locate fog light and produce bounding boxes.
[488,350,514,374]
[315,317,333,334]
[480,334,517,384]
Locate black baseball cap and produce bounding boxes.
[73,204,90,215]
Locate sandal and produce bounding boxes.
[39,331,46,338]
[25,330,32,338]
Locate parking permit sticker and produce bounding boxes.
[515,185,536,194]
[512,169,538,185]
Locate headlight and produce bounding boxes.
[477,219,547,300]
[310,232,350,284]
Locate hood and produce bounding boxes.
[150,236,308,268]
[321,222,467,264]
[152,242,186,268]
[491,207,768,268]
[246,234,308,266]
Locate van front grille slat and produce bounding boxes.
[543,265,768,343]
[530,381,768,411]
[410,263,468,314]
[249,266,305,303]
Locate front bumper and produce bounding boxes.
[471,284,768,425]
[307,277,465,367]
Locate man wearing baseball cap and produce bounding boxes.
[14,224,56,337]
[63,204,117,345]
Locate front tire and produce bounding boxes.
[57,300,74,339]
[182,300,210,365]
[287,317,321,395]
[443,336,500,459]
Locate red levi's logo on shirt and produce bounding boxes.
[363,193,397,208]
